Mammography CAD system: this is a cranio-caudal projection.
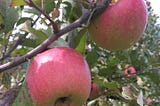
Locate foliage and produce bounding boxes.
[0,0,159,105]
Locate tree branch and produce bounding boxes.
[0,86,18,106]
[0,0,111,72]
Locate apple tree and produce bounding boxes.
[0,0,159,105]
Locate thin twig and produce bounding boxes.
[0,16,40,62]
[0,34,27,62]
[25,0,59,33]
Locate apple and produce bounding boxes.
[26,47,91,106]
[89,83,100,100]
[88,0,148,51]
[124,66,136,77]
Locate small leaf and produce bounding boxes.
[16,17,33,26]
[4,8,19,32]
[103,81,119,90]
[0,14,4,25]
[22,39,40,48]
[0,0,10,14]
[21,21,48,40]
[21,21,48,48]
[12,47,31,56]
[10,0,26,7]
[75,32,86,55]
[0,0,19,33]
[48,38,69,48]
[23,7,40,15]
[86,49,98,68]
[0,14,5,33]
[12,82,33,106]
[44,1,55,14]
[9,0,42,7]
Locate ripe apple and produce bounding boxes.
[26,47,91,106]
[124,66,136,77]
[89,83,100,100]
[88,0,148,51]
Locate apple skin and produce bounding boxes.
[124,66,136,77]
[88,0,148,51]
[26,47,91,106]
[89,83,100,100]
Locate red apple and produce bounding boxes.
[26,47,91,106]
[124,66,136,77]
[88,0,148,51]
[89,83,100,100]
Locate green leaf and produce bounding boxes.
[48,38,69,48]
[147,71,160,84]
[103,81,119,90]
[20,21,48,48]
[10,0,50,7]
[128,100,140,106]
[10,0,26,6]
[75,30,87,55]
[62,1,72,21]
[98,68,113,77]
[107,56,120,68]
[21,21,48,40]
[16,17,33,26]
[94,77,118,90]
[22,39,40,48]
[69,3,82,22]
[12,82,33,106]
[0,0,19,33]
[44,1,55,14]
[0,0,10,14]
[0,14,5,33]
[86,49,98,68]
[23,7,40,15]
[12,47,31,56]
[4,8,19,32]
[0,14,4,24]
